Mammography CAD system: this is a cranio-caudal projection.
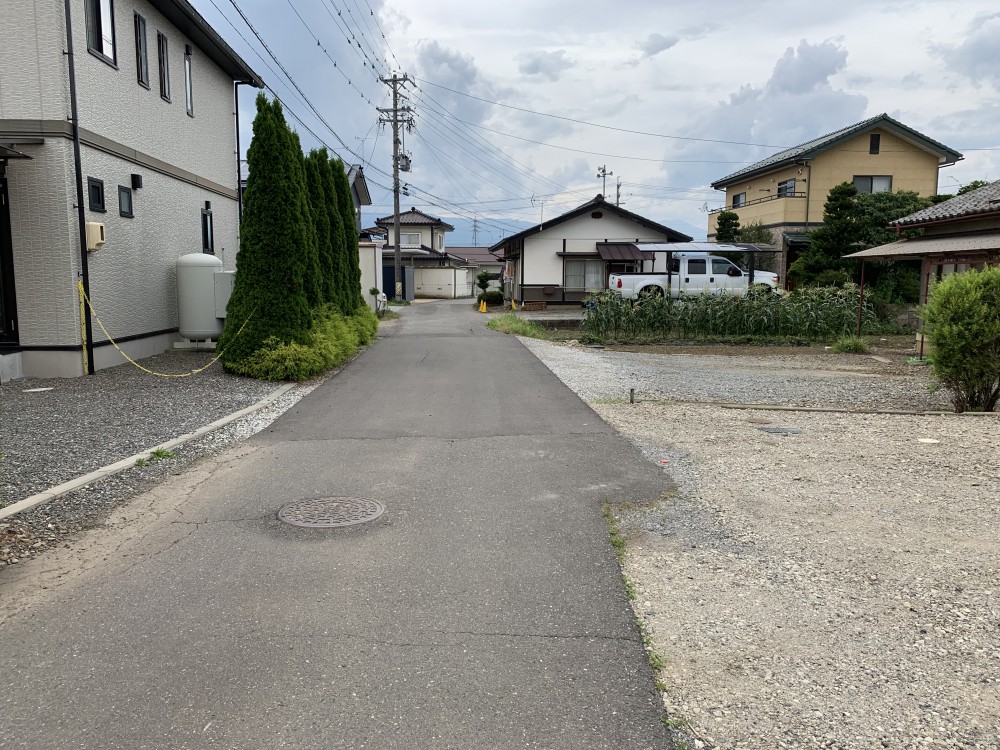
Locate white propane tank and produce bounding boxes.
[176,253,224,340]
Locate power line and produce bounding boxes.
[413,77,793,148]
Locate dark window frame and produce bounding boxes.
[87,177,106,212]
[853,175,893,194]
[731,191,747,208]
[134,13,149,88]
[687,258,708,275]
[118,185,133,218]
[869,134,881,155]
[85,0,118,67]
[777,178,796,197]
[201,208,214,254]
[184,44,194,116]
[157,31,171,102]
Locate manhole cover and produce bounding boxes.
[278,497,385,528]
[758,426,804,435]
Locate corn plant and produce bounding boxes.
[582,284,883,342]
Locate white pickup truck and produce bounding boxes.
[608,253,779,300]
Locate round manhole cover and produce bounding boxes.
[278,497,385,528]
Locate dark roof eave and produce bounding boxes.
[711,114,963,189]
[148,0,264,87]
[488,197,691,252]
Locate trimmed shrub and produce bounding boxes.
[227,305,380,381]
[477,290,505,306]
[921,267,1000,412]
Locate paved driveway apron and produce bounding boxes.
[1,300,672,749]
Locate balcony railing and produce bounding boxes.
[708,191,807,215]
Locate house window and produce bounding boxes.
[87,177,106,212]
[157,31,170,101]
[184,45,194,116]
[435,233,443,250]
[85,0,116,65]
[134,13,149,87]
[777,178,796,197]
[732,192,747,208]
[853,175,892,194]
[869,134,881,154]
[565,258,606,291]
[400,232,421,245]
[118,186,133,218]
[201,206,214,254]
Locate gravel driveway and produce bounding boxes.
[520,337,999,750]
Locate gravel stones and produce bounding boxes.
[521,337,999,750]
[0,350,323,565]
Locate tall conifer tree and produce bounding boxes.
[332,158,364,311]
[218,94,311,368]
[305,151,335,304]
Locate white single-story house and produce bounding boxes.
[489,194,692,305]
[1,0,263,381]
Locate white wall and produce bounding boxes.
[358,241,382,311]
[524,212,678,285]
[414,267,473,298]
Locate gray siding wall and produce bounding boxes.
[72,0,239,186]
[0,0,71,121]
[4,140,78,347]
[2,0,243,377]
[82,145,239,343]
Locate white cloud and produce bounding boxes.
[518,50,574,81]
[636,33,679,59]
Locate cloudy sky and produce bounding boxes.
[192,0,1000,244]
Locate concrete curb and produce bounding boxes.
[0,383,298,521]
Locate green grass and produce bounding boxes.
[485,313,549,338]
[831,335,870,353]
[149,448,175,461]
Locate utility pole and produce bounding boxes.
[472,216,479,246]
[615,177,622,207]
[596,164,612,197]
[379,73,413,300]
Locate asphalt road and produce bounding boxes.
[1,300,673,749]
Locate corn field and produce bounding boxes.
[581,284,883,342]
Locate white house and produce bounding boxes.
[374,207,475,299]
[0,0,263,381]
[490,194,692,305]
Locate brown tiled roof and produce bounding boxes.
[374,207,455,231]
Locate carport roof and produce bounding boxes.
[596,243,654,261]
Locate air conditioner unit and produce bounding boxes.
[85,221,105,252]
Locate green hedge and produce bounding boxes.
[227,305,378,381]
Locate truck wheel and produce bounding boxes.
[639,286,664,298]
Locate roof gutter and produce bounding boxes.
[64,0,94,375]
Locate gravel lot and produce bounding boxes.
[3,332,997,749]
[0,350,322,567]
[520,337,1000,750]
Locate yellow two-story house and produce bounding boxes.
[707,114,962,287]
